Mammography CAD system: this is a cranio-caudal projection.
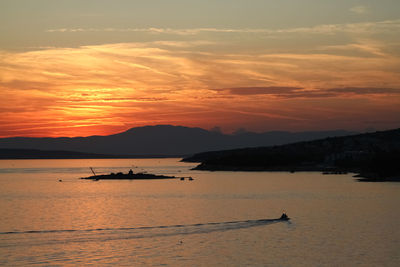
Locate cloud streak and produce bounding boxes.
[217,87,400,98]
[46,19,400,36]
[350,5,369,15]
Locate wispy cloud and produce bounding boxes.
[218,87,303,96]
[46,27,249,35]
[350,5,369,15]
[326,87,400,95]
[46,19,400,36]
[317,40,389,57]
[216,87,400,98]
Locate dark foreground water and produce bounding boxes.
[0,159,399,266]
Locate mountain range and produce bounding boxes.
[0,125,356,157]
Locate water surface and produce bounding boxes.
[0,159,399,266]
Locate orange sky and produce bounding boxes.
[1,1,400,137]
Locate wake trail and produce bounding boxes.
[0,218,283,235]
[0,218,288,247]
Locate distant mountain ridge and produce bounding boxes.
[0,148,176,159]
[0,149,113,159]
[0,125,356,156]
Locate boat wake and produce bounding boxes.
[0,218,288,247]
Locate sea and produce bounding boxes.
[0,158,399,266]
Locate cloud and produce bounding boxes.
[219,87,303,95]
[45,27,261,34]
[215,87,400,98]
[317,41,388,57]
[350,5,369,15]
[45,19,400,36]
[326,87,400,95]
[2,40,399,95]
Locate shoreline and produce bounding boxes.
[192,164,400,182]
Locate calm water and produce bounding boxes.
[0,158,399,266]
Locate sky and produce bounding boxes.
[0,0,399,137]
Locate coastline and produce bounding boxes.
[191,163,400,182]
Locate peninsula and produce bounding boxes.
[183,128,400,182]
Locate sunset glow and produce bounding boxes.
[1,1,399,137]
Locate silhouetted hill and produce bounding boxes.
[0,125,355,157]
[0,149,111,159]
[0,149,175,159]
[183,128,400,181]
